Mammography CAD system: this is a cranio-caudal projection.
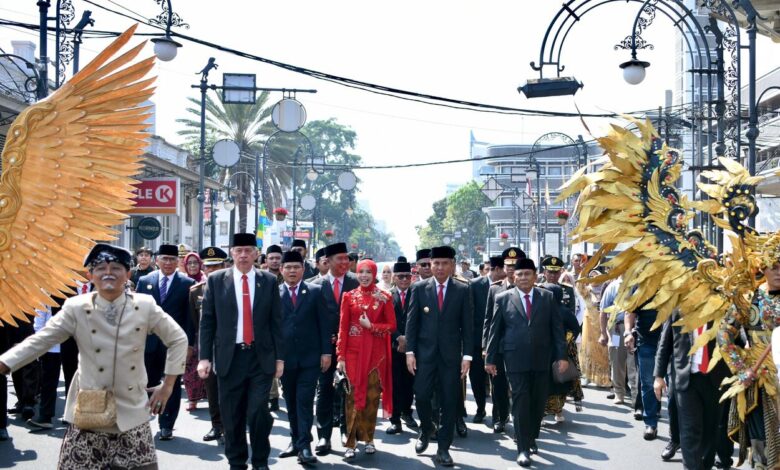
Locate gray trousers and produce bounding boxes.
[608,322,637,398]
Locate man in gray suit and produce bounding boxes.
[198,233,284,470]
[486,258,567,468]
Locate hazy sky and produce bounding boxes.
[1,1,778,257]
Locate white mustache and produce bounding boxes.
[101,276,117,281]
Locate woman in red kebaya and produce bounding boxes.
[336,259,396,460]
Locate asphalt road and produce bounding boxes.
[0,376,743,469]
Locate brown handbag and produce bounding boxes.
[73,294,126,430]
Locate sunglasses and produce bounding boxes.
[395,274,411,280]
[418,263,431,268]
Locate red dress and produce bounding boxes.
[336,285,396,417]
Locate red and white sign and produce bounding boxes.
[282,230,311,239]
[128,178,180,215]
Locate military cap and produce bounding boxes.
[199,246,228,266]
[281,250,304,264]
[84,243,133,270]
[541,256,564,271]
[489,256,504,268]
[178,243,191,257]
[157,244,179,257]
[502,247,526,261]
[416,249,431,261]
[430,246,456,259]
[231,233,257,247]
[266,244,282,255]
[324,242,348,257]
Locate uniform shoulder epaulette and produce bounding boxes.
[453,275,469,284]
[190,281,206,292]
[560,282,573,288]
[490,280,502,286]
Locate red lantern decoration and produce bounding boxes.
[499,232,509,240]
[556,209,570,226]
[272,207,288,221]
[323,229,334,239]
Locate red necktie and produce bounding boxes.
[698,326,709,373]
[81,284,88,294]
[290,285,297,307]
[242,274,253,344]
[333,278,341,304]
[524,294,532,322]
[438,284,444,310]
[400,291,406,309]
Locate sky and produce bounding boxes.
[1,1,779,257]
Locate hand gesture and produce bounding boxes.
[146,383,173,415]
[359,313,372,329]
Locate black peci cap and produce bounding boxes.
[489,256,504,268]
[416,249,431,261]
[232,233,257,247]
[266,244,282,255]
[281,251,304,264]
[325,242,348,257]
[430,246,456,259]
[157,244,179,257]
[515,258,537,272]
[291,239,307,249]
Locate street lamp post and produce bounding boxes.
[193,58,218,251]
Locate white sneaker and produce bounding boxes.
[580,377,590,386]
[555,413,565,423]
[365,442,376,454]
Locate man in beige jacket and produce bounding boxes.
[0,244,187,470]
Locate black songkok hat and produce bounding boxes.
[325,242,348,257]
[514,258,537,272]
[541,256,564,271]
[430,245,456,259]
[157,244,179,257]
[291,239,307,249]
[416,249,432,261]
[281,251,304,264]
[232,233,257,247]
[397,256,407,263]
[266,244,283,255]
[84,243,133,270]
[393,261,412,273]
[199,246,228,266]
[501,247,526,261]
[489,256,504,268]
[314,247,325,260]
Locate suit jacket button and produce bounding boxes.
[91,329,96,334]
[135,327,141,331]
[133,347,139,352]
[128,385,134,391]
[99,367,104,372]
[134,306,140,310]
[95,348,101,353]
[131,366,136,370]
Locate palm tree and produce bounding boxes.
[176,91,294,232]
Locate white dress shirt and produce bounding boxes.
[691,324,707,373]
[158,272,175,291]
[233,267,256,344]
[33,307,60,353]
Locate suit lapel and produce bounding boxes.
[425,278,439,314]
[164,272,180,306]
[508,289,525,321]
[441,278,454,313]
[149,271,161,302]
[223,270,238,330]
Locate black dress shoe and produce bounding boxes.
[268,398,279,412]
[633,410,643,421]
[401,412,418,429]
[435,449,454,467]
[530,441,538,454]
[203,427,222,442]
[298,448,317,465]
[251,466,269,470]
[21,406,34,421]
[661,441,679,461]
[606,392,616,399]
[314,438,331,456]
[414,433,429,454]
[386,422,402,435]
[493,420,506,434]
[430,428,439,441]
[473,409,486,424]
[7,403,21,414]
[643,426,657,441]
[517,451,532,467]
[159,428,173,440]
[456,417,468,437]
[279,443,297,458]
[0,428,8,441]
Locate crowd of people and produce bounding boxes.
[0,235,779,469]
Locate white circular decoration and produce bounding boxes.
[337,171,357,191]
[271,98,307,132]
[212,140,240,167]
[300,194,317,210]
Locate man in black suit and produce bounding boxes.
[276,251,331,466]
[139,243,195,440]
[482,248,524,433]
[406,245,474,467]
[386,258,418,435]
[290,239,318,280]
[309,242,359,455]
[486,258,567,468]
[653,313,732,470]
[198,233,284,470]
[469,268,490,424]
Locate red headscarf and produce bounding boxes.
[356,259,377,290]
[183,252,204,282]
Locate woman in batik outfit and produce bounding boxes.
[717,259,780,469]
[578,269,612,388]
[336,259,396,460]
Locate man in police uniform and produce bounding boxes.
[482,247,525,433]
[189,246,228,444]
[541,256,576,319]
[290,239,318,280]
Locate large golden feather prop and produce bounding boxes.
[0,25,153,326]
[558,118,780,363]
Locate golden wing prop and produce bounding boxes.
[0,25,154,326]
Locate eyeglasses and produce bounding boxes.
[186,261,200,267]
[395,274,411,280]
[418,263,431,268]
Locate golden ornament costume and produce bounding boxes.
[559,118,780,468]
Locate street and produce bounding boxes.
[0,377,738,469]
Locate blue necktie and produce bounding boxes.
[160,275,169,304]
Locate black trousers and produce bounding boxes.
[205,370,222,430]
[0,326,10,429]
[390,351,414,424]
[281,365,319,450]
[716,394,734,468]
[414,359,460,450]
[10,321,38,408]
[315,359,338,440]
[676,373,720,470]
[37,352,62,422]
[145,347,181,431]
[60,337,79,397]
[218,347,274,468]
[490,354,510,423]
[468,349,487,413]
[667,376,680,445]
[508,370,550,453]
